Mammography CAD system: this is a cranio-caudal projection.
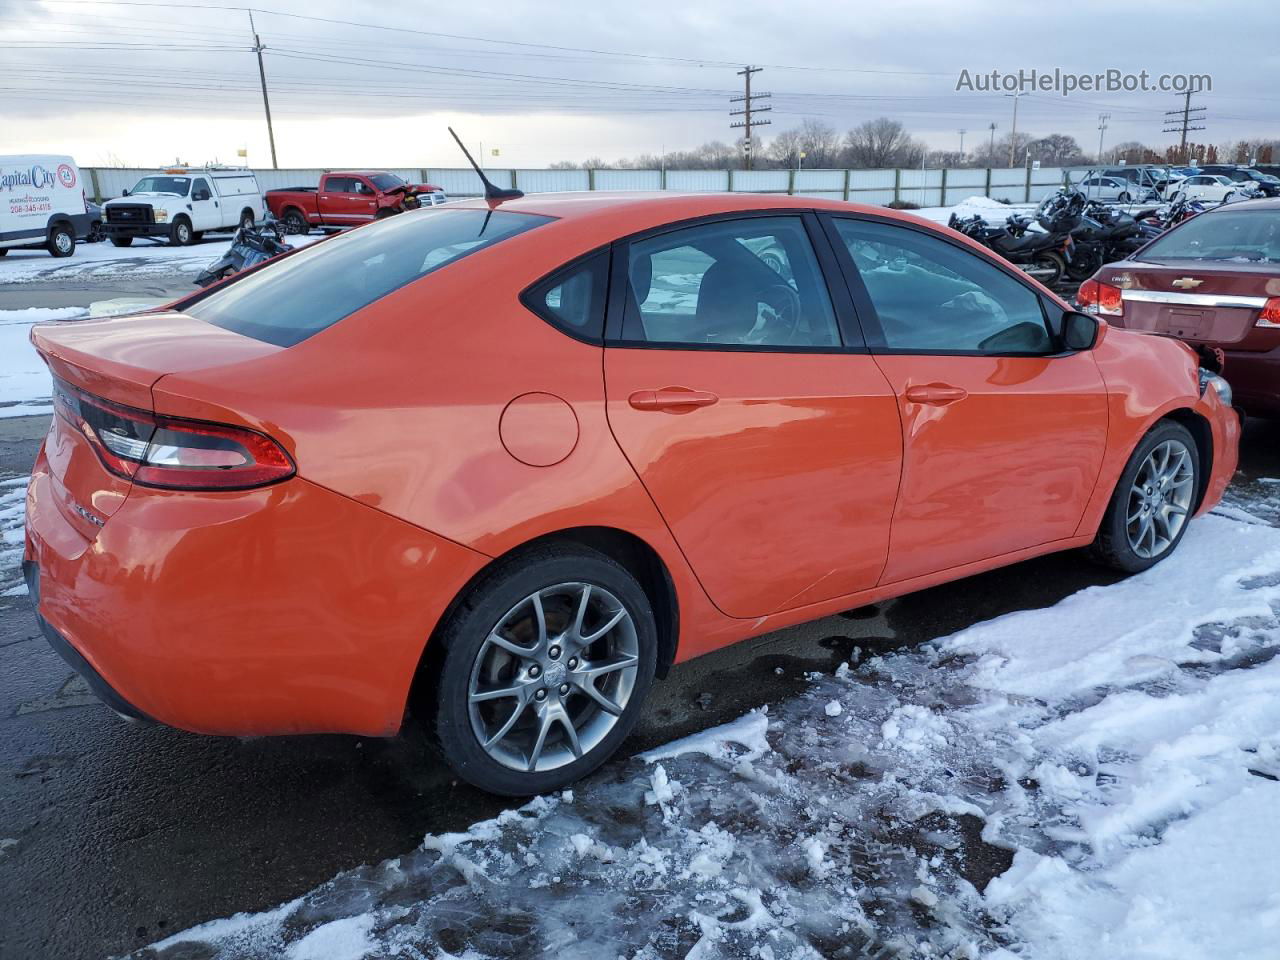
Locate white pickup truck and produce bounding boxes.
[102,168,265,246]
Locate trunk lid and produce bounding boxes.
[31,311,280,537]
[1109,258,1279,348]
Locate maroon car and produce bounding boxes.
[1078,197,1280,416]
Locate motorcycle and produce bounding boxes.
[948,194,1080,285]
[194,213,290,288]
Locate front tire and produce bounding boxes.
[169,217,193,246]
[110,236,133,248]
[1090,421,1199,573]
[433,545,658,796]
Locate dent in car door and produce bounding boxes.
[603,214,903,619]
[825,215,1108,585]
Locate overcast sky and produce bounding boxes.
[4,0,1277,169]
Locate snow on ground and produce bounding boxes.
[0,477,29,596]
[0,307,86,414]
[137,510,1280,960]
[0,237,233,285]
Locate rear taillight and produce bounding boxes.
[1077,278,1124,317]
[53,379,294,490]
[1258,297,1280,328]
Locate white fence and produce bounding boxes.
[83,165,1071,206]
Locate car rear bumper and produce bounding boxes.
[23,559,153,723]
[1223,347,1280,418]
[23,445,490,737]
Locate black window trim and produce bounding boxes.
[817,210,1076,359]
[518,245,612,346]
[600,208,871,355]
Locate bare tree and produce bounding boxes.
[844,118,926,168]
[548,160,580,169]
[1027,133,1087,166]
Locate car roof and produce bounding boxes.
[444,190,931,233]
[1209,196,1280,211]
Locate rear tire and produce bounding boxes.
[1090,421,1199,574]
[46,223,75,258]
[0,248,8,257]
[1118,191,1132,203]
[283,209,308,235]
[432,545,658,796]
[110,236,133,248]
[239,209,255,230]
[169,217,193,246]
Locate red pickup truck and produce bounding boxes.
[266,171,447,234]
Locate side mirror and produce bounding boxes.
[1059,310,1099,351]
[121,189,129,196]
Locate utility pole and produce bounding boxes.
[988,122,997,158]
[957,128,966,158]
[1162,92,1206,164]
[1097,113,1110,164]
[1004,92,1021,167]
[729,65,771,170]
[248,11,278,169]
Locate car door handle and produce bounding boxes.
[628,387,719,412]
[904,384,968,406]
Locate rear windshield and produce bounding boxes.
[186,209,550,346]
[1139,209,1280,263]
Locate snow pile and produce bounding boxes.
[136,512,1280,960]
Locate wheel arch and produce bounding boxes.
[1162,407,1214,512]
[407,525,680,720]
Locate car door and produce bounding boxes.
[823,214,1108,585]
[349,177,381,222]
[603,213,903,619]
[320,176,365,224]
[188,177,219,232]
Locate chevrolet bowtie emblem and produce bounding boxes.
[1172,277,1203,289]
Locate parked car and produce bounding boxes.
[1098,166,1165,201]
[1078,175,1144,202]
[1167,174,1254,203]
[266,171,447,234]
[1078,196,1280,417]
[1199,165,1280,198]
[102,168,265,247]
[24,193,1237,796]
[0,154,97,258]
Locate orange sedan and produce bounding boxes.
[23,193,1238,795]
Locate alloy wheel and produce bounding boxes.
[467,582,639,773]
[1126,439,1194,559]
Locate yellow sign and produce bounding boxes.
[237,148,247,158]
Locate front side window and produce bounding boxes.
[620,216,840,348]
[186,209,551,347]
[833,218,1053,354]
[191,178,211,200]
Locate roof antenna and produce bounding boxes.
[448,127,523,203]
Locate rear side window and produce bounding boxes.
[521,251,608,342]
[186,209,550,346]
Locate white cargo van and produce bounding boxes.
[102,168,265,247]
[0,154,95,258]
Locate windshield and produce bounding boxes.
[1140,209,1280,262]
[186,208,551,346]
[130,176,190,196]
[369,173,406,190]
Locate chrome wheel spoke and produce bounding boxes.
[577,653,639,682]
[576,679,623,716]
[571,584,592,639]
[483,694,529,749]
[580,607,627,645]
[527,709,556,772]
[486,631,534,658]
[530,592,548,648]
[558,707,583,759]
[469,683,525,704]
